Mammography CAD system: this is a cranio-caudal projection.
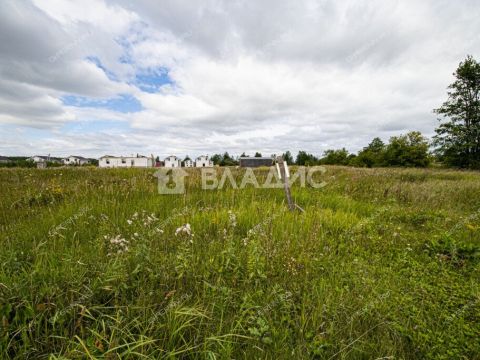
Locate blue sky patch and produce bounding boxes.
[61,120,130,133]
[86,56,119,81]
[134,68,172,93]
[62,94,143,113]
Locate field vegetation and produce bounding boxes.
[0,166,479,359]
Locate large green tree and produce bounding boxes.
[434,55,480,168]
[384,131,431,167]
[352,137,386,167]
[295,151,317,166]
[319,148,350,165]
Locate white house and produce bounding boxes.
[183,159,194,167]
[28,155,62,164]
[63,156,90,166]
[195,155,213,167]
[164,155,181,168]
[98,154,154,168]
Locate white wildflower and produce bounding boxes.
[175,223,193,237]
[228,210,237,228]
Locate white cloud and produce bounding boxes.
[1,0,480,157]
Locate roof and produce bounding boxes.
[196,155,210,160]
[164,155,179,160]
[66,155,88,160]
[100,154,149,159]
[31,155,62,161]
[239,157,274,160]
[0,156,10,161]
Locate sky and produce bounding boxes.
[0,0,479,159]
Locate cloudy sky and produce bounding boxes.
[0,0,479,159]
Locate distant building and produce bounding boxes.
[63,156,90,166]
[239,157,274,168]
[0,156,10,164]
[183,159,194,167]
[195,155,213,167]
[36,160,47,169]
[28,155,62,164]
[98,155,154,168]
[164,155,181,168]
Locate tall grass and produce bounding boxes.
[0,166,479,359]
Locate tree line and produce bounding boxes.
[211,55,480,169]
[2,56,478,169]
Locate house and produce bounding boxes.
[195,155,213,167]
[36,160,47,169]
[183,158,194,167]
[239,157,274,168]
[63,156,90,166]
[98,154,154,168]
[0,156,10,164]
[164,155,181,168]
[28,155,62,164]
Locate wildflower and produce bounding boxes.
[228,210,237,228]
[127,219,132,225]
[106,235,130,256]
[175,223,193,238]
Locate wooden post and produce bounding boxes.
[276,156,296,211]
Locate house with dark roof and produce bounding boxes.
[0,156,11,163]
[239,157,274,168]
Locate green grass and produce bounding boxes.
[0,166,479,359]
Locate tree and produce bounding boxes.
[210,154,222,165]
[354,137,386,167]
[384,131,431,167]
[254,152,262,157]
[434,55,480,168]
[319,148,350,165]
[240,152,248,157]
[282,151,294,164]
[221,152,238,166]
[295,151,317,166]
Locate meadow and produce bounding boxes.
[0,166,479,359]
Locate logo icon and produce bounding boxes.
[154,168,188,194]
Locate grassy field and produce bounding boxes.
[0,166,479,359]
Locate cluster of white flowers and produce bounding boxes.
[175,223,194,238]
[105,235,129,255]
[126,211,159,227]
[228,210,237,228]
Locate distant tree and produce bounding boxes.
[240,152,248,157]
[184,155,191,161]
[282,151,294,164]
[319,148,350,165]
[296,151,317,166]
[155,156,160,162]
[354,137,386,167]
[210,154,222,165]
[221,152,238,166]
[434,55,480,168]
[384,131,431,167]
[254,152,262,157]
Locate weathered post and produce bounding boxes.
[276,156,303,212]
